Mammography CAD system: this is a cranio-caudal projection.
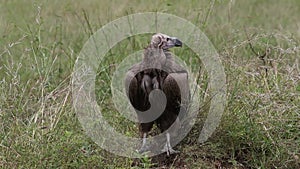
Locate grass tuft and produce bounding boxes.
[0,0,299,168]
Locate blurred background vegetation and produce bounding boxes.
[0,0,299,168]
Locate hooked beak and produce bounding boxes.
[173,38,182,47]
[165,37,182,49]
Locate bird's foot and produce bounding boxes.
[136,145,150,154]
[161,143,180,156]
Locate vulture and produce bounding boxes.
[125,33,189,156]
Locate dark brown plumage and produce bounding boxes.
[125,33,189,155]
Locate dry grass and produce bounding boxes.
[0,0,299,168]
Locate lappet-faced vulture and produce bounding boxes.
[125,33,189,156]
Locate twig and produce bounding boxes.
[243,27,270,76]
[82,9,94,36]
[202,0,215,28]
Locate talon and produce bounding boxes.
[137,145,149,154]
[161,132,180,156]
[137,133,149,154]
[162,142,179,156]
[167,148,180,156]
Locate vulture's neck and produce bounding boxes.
[142,46,173,69]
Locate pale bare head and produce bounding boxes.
[150,33,182,50]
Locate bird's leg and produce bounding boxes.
[137,133,149,154]
[161,132,180,156]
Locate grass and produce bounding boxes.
[1,0,299,168]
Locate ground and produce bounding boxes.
[0,0,299,168]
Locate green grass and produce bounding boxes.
[1,0,299,168]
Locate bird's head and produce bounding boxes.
[150,33,182,50]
